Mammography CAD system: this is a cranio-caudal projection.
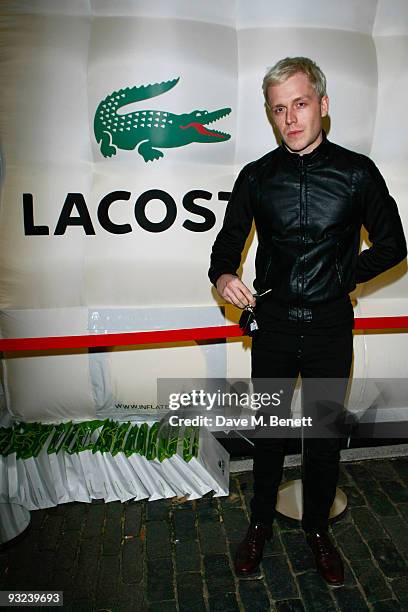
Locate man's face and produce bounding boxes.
[266,71,329,155]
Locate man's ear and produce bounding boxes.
[265,102,275,126]
[321,95,329,118]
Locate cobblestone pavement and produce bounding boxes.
[1,457,408,611]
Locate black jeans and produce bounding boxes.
[250,329,353,532]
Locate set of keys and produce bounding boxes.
[238,289,272,336]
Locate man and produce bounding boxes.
[208,57,406,586]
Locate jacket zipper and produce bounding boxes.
[299,157,305,322]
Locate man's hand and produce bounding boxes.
[216,274,256,309]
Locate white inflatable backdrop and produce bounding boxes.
[0,0,407,424]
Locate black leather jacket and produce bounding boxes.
[209,135,407,306]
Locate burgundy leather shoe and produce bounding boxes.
[234,522,272,576]
[306,531,344,586]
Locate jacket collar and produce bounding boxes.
[280,130,330,166]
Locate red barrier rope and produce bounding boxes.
[0,316,407,352]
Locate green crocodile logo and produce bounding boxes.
[94,78,231,162]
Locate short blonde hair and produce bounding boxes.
[263,57,327,107]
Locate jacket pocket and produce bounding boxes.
[255,245,273,292]
[335,242,344,287]
[262,254,272,288]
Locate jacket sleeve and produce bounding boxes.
[355,159,407,284]
[208,165,255,286]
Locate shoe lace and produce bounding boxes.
[313,533,337,566]
[246,525,266,557]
